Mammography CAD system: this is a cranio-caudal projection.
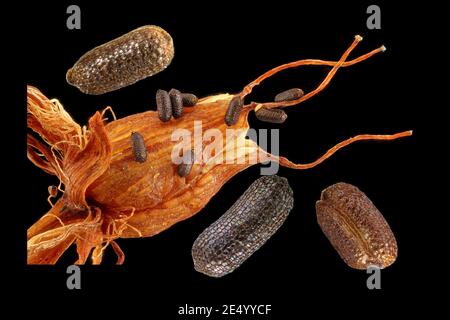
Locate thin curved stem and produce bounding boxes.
[277,130,413,170]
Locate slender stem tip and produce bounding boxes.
[380,45,387,52]
[355,35,363,41]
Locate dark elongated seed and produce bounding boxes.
[181,93,198,106]
[169,88,183,118]
[192,175,294,277]
[274,88,304,102]
[224,96,243,126]
[156,89,172,122]
[66,26,174,95]
[177,150,195,177]
[255,107,288,124]
[316,182,397,270]
[131,131,147,163]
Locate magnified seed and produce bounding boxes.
[131,131,147,163]
[156,89,172,122]
[274,88,304,102]
[255,107,288,124]
[192,175,294,277]
[224,96,243,126]
[177,150,195,177]
[181,93,198,106]
[169,88,183,118]
[66,26,174,95]
[316,182,397,270]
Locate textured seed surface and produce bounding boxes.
[66,26,174,95]
[169,89,183,118]
[181,93,198,106]
[274,88,304,102]
[224,96,243,126]
[316,182,397,269]
[131,131,147,163]
[255,107,288,124]
[192,175,294,277]
[177,150,194,177]
[156,89,172,122]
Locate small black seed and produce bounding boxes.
[169,88,183,118]
[274,88,304,102]
[131,131,147,163]
[156,89,172,122]
[224,96,243,126]
[255,108,288,124]
[181,93,198,106]
[177,150,195,177]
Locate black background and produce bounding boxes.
[8,0,436,316]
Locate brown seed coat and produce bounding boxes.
[181,93,198,106]
[156,89,172,122]
[169,89,183,118]
[224,96,243,126]
[66,26,174,95]
[255,108,288,124]
[316,182,397,269]
[274,88,304,102]
[131,131,147,163]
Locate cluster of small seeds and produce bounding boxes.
[156,89,198,122]
[254,88,304,124]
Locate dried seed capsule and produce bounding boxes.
[169,88,183,118]
[131,131,147,163]
[156,89,172,122]
[274,88,304,102]
[192,175,294,277]
[255,107,288,124]
[66,26,174,95]
[224,96,243,126]
[177,150,195,177]
[181,93,198,106]
[316,182,397,270]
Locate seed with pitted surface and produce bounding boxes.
[156,89,172,122]
[224,96,243,126]
[255,107,288,124]
[169,88,183,118]
[274,88,304,102]
[316,182,397,269]
[66,25,174,95]
[181,93,198,106]
[192,175,294,277]
[177,150,195,177]
[131,131,147,163]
